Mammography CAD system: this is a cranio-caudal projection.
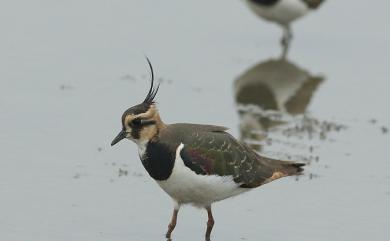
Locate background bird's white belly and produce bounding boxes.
[157,144,248,207]
[246,0,309,25]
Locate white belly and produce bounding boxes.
[246,0,309,25]
[156,144,248,207]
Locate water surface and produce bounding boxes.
[1,1,389,241]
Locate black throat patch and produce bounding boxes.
[141,141,176,181]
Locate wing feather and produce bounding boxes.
[176,125,303,187]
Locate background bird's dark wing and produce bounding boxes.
[174,124,302,188]
[302,0,325,9]
[248,0,280,7]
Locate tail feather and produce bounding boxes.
[282,162,305,176]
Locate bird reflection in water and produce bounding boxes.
[235,58,323,152]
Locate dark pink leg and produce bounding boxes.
[205,206,215,239]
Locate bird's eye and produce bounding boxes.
[130,118,142,127]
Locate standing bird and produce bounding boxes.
[245,0,325,57]
[111,58,305,239]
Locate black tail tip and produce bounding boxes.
[291,163,305,174]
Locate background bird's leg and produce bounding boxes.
[166,208,179,239]
[205,206,215,239]
[281,24,292,58]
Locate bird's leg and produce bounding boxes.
[166,208,179,239]
[281,25,292,58]
[205,206,215,239]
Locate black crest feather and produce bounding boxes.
[143,57,160,105]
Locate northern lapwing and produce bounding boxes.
[111,58,305,239]
[245,0,325,57]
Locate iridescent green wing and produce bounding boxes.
[178,125,281,187]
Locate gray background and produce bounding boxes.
[0,1,389,241]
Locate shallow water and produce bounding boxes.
[1,1,389,241]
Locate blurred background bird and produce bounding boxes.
[245,0,325,57]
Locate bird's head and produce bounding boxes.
[111,58,164,146]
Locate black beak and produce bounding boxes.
[111,130,127,146]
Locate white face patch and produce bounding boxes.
[123,105,158,126]
[136,139,148,159]
[123,105,162,142]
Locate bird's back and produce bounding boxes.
[158,123,304,188]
